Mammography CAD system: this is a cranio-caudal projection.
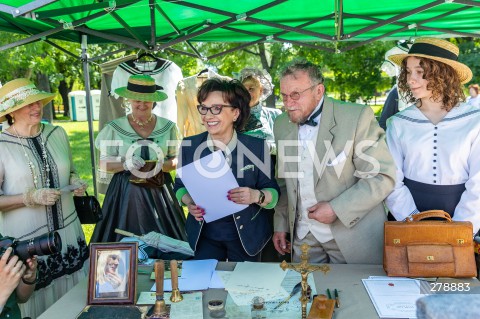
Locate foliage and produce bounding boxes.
[0,32,55,82]
[2,32,478,107]
[196,42,296,106]
[322,41,393,103]
[456,38,480,86]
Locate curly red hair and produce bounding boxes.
[398,57,466,111]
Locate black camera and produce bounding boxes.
[0,231,62,261]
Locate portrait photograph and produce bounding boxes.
[87,242,138,305]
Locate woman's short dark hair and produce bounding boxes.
[197,78,251,131]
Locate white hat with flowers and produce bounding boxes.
[0,78,55,122]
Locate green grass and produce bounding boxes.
[370,104,383,116]
[55,120,100,243]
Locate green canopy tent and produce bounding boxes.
[1,0,479,195]
[1,1,480,54]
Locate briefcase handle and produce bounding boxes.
[406,210,452,222]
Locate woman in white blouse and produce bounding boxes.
[385,38,480,234]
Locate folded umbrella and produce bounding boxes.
[115,229,194,257]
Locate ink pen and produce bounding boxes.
[334,289,340,308]
[326,288,332,300]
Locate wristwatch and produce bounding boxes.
[257,190,266,205]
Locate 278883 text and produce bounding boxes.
[429,282,470,293]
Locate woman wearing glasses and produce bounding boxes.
[174,78,280,261]
[92,75,187,252]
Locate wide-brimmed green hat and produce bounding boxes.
[114,74,167,102]
[0,78,55,122]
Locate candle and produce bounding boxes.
[170,260,179,291]
[154,260,164,296]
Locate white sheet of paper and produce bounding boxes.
[362,278,426,318]
[209,270,232,289]
[226,262,287,292]
[226,277,314,319]
[176,150,247,222]
[169,292,203,319]
[225,262,287,305]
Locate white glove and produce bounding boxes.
[23,188,61,207]
[123,155,146,171]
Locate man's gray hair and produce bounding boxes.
[279,58,325,85]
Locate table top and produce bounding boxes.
[37,263,479,319]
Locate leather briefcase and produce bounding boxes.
[384,210,477,278]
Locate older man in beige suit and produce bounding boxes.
[273,59,396,264]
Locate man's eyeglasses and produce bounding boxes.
[197,104,233,115]
[280,84,319,101]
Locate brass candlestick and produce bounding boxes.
[147,260,169,319]
[169,260,183,302]
[280,243,330,319]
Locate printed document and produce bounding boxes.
[362,277,427,318]
[176,150,247,222]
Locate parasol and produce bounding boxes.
[115,229,194,257]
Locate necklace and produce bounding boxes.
[12,124,50,189]
[131,113,153,129]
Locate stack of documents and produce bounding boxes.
[362,276,427,319]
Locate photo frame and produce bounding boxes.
[87,242,138,305]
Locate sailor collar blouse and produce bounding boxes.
[385,103,480,232]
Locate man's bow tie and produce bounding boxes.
[299,101,324,127]
[300,117,318,127]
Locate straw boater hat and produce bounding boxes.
[388,37,473,84]
[114,74,167,102]
[0,78,55,122]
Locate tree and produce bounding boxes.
[456,38,480,86]
[322,41,393,103]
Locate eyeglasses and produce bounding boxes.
[280,84,318,101]
[197,104,233,115]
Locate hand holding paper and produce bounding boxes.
[177,151,248,222]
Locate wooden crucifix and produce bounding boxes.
[280,243,330,319]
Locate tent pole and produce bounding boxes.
[81,34,98,197]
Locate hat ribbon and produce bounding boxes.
[408,42,458,61]
[0,84,41,111]
[127,82,162,93]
